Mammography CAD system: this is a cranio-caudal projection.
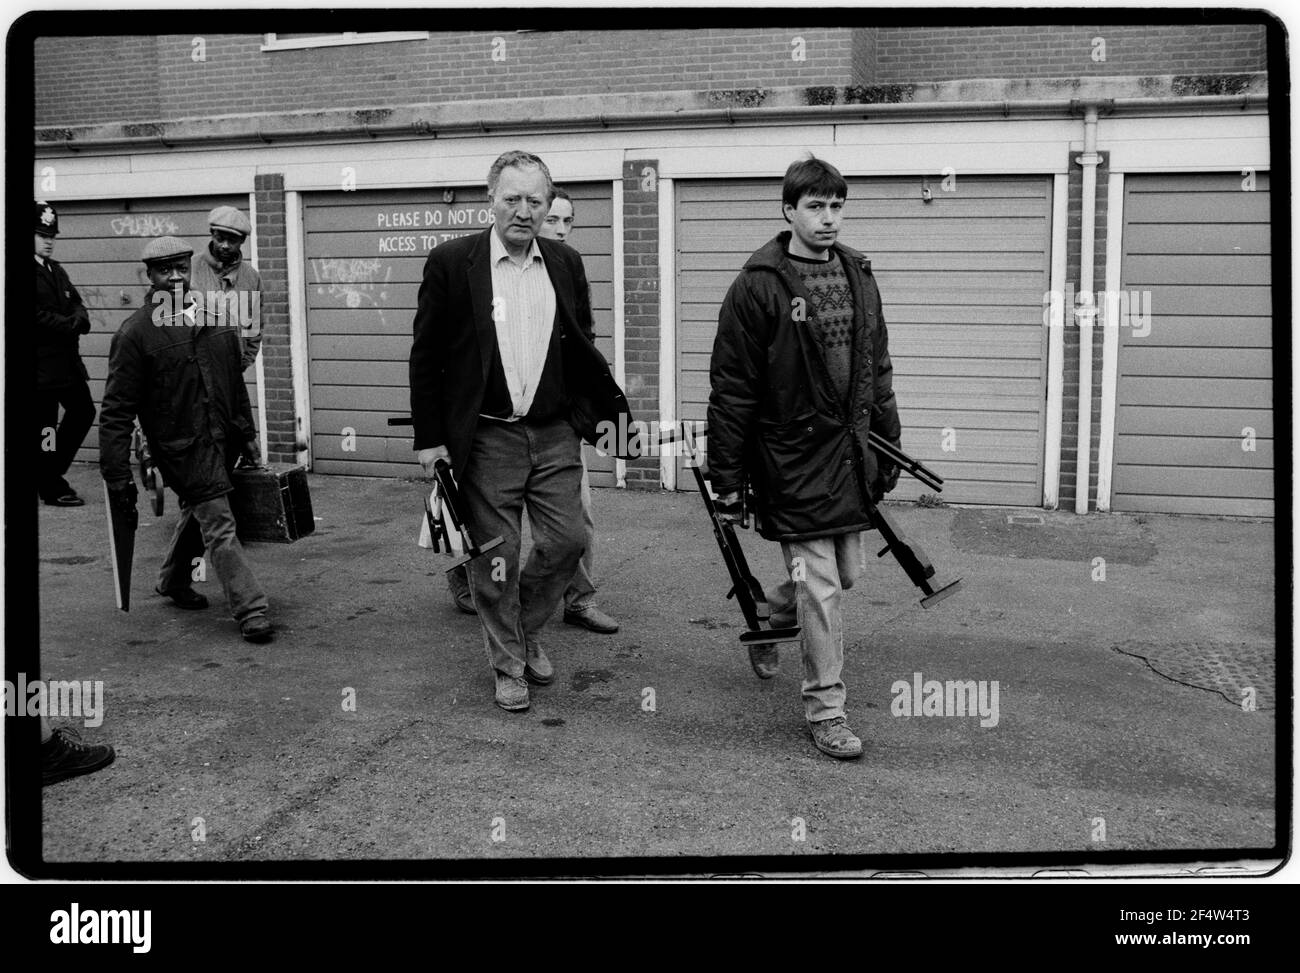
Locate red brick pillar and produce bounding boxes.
[621,158,661,489]
[253,173,296,463]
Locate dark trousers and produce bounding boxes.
[37,381,95,499]
[460,417,586,677]
[157,493,269,622]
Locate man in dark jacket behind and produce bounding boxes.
[707,156,902,760]
[99,236,273,643]
[35,201,96,507]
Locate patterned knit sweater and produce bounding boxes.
[789,250,854,406]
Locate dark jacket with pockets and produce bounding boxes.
[36,256,91,390]
[409,228,632,475]
[99,292,255,504]
[707,231,903,542]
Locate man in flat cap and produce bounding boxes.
[191,205,263,371]
[35,200,96,507]
[99,236,273,643]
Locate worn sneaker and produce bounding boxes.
[524,643,554,685]
[808,717,864,760]
[42,727,116,786]
[563,604,619,634]
[447,567,477,615]
[156,585,209,610]
[494,672,530,711]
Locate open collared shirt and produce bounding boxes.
[487,228,557,420]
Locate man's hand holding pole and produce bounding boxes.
[418,445,451,478]
[714,490,744,525]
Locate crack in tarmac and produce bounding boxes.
[228,715,428,859]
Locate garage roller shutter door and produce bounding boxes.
[676,177,1052,505]
[303,184,616,483]
[1111,172,1272,517]
[45,196,252,469]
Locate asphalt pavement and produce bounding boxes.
[32,463,1279,872]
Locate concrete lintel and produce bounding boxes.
[36,73,1268,152]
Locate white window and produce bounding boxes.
[261,32,430,51]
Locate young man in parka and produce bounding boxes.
[706,156,902,759]
[99,236,273,643]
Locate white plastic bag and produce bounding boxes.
[416,482,463,554]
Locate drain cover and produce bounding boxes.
[1006,513,1045,526]
[1112,640,1276,710]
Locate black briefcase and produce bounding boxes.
[230,464,315,543]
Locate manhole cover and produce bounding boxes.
[1112,640,1275,710]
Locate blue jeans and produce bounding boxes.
[767,532,863,723]
[460,418,586,677]
[158,493,269,622]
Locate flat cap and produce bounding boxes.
[141,236,193,264]
[208,205,251,237]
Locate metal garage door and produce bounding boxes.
[676,176,1053,505]
[1111,172,1272,517]
[48,195,254,469]
[303,183,617,483]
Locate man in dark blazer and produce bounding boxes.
[409,150,630,713]
[35,201,96,507]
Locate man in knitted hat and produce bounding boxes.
[99,235,273,643]
[191,205,263,371]
[35,200,96,507]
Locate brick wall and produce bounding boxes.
[621,159,661,490]
[253,173,297,463]
[1058,150,1109,511]
[33,26,1268,128]
[35,29,852,126]
[33,35,159,127]
[875,24,1266,82]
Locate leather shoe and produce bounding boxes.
[524,644,554,685]
[42,491,85,507]
[563,604,619,634]
[747,641,780,679]
[156,585,209,610]
[447,567,477,615]
[808,717,864,760]
[240,616,275,643]
[494,672,530,711]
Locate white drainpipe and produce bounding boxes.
[1074,105,1100,514]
